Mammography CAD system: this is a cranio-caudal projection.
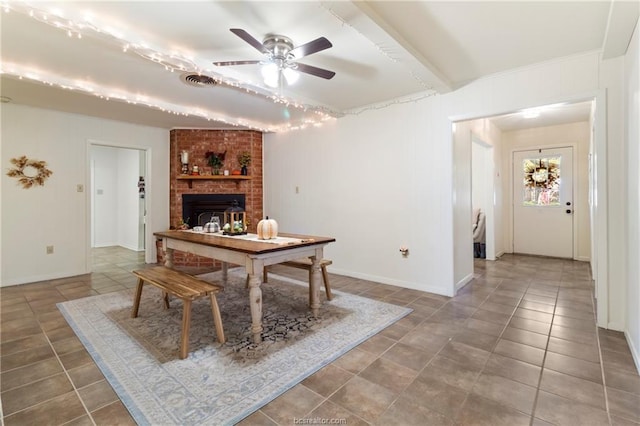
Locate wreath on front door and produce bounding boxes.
[6,155,53,188]
[523,158,559,189]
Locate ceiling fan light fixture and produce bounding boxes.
[261,64,300,88]
[261,63,280,88]
[220,29,334,89]
[283,68,299,85]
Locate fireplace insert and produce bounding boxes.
[182,194,246,227]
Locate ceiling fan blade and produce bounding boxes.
[213,60,261,66]
[230,28,269,54]
[290,37,332,59]
[295,63,336,80]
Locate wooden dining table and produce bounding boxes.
[154,230,336,343]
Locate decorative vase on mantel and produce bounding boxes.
[237,151,251,176]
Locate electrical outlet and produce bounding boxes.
[46,245,54,254]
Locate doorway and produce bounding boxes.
[512,147,574,258]
[472,136,495,261]
[451,95,608,327]
[90,145,147,253]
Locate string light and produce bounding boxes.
[1,1,339,132]
[0,62,284,132]
[343,90,438,116]
[2,1,432,132]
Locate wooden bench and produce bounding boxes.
[131,266,225,359]
[263,258,333,301]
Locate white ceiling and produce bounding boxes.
[1,1,638,132]
[485,100,594,132]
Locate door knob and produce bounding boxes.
[566,202,572,206]
[566,209,572,214]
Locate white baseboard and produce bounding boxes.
[455,273,474,293]
[624,330,640,374]
[1,269,90,287]
[328,267,454,297]
[93,242,117,248]
[119,242,144,252]
[608,321,625,331]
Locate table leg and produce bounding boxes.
[247,273,263,343]
[131,279,144,318]
[180,299,192,360]
[221,261,228,286]
[310,257,321,317]
[164,247,174,269]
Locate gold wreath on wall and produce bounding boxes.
[6,156,53,188]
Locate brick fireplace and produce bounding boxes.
[158,129,264,268]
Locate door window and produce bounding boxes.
[522,156,561,206]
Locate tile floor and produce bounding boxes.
[1,247,639,425]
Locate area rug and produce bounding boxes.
[57,269,412,425]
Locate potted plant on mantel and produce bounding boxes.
[237,151,251,176]
[205,150,226,175]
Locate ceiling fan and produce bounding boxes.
[213,28,336,88]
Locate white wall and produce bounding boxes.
[1,104,169,286]
[116,148,144,251]
[471,139,498,261]
[601,55,628,331]
[453,118,504,287]
[452,122,474,289]
[265,99,454,295]
[264,51,617,303]
[472,141,489,215]
[474,121,505,261]
[625,21,640,370]
[91,146,143,250]
[501,121,591,261]
[92,146,118,247]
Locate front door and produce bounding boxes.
[513,147,573,258]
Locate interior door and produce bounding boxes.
[513,147,573,258]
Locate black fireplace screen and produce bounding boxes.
[182,194,246,227]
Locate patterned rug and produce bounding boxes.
[57,269,412,425]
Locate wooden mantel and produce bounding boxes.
[176,175,252,189]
